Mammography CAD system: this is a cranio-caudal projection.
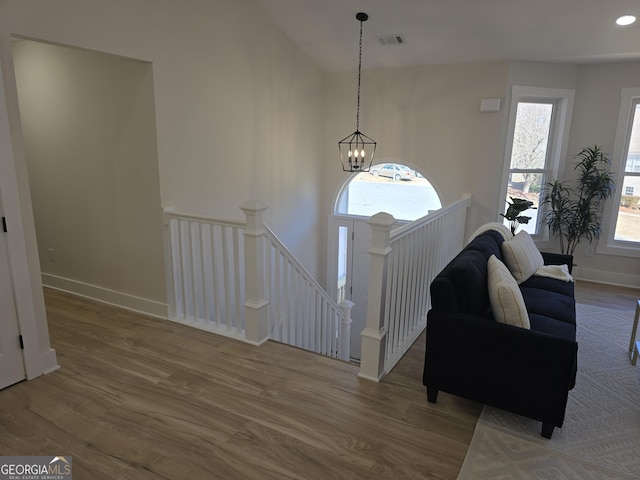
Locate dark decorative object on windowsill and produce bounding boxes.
[501,197,536,235]
[541,145,616,256]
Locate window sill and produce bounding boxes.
[596,242,640,258]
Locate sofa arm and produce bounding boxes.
[424,311,577,427]
[540,251,574,274]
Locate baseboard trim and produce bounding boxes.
[574,267,640,289]
[42,273,168,319]
[40,348,60,375]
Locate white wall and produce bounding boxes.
[507,61,579,90]
[322,61,510,274]
[0,0,324,378]
[0,0,324,276]
[12,40,166,313]
[322,60,640,288]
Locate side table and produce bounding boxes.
[630,300,640,366]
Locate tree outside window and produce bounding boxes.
[505,102,555,234]
[500,87,574,243]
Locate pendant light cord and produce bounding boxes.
[355,17,363,133]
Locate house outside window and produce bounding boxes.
[499,87,575,244]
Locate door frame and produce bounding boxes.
[327,214,369,360]
[0,39,58,379]
[326,213,369,304]
[0,209,26,388]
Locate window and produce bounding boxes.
[603,89,640,253]
[335,162,442,221]
[500,87,575,243]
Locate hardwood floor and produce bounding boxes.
[1,282,636,479]
[574,279,639,311]
[0,288,481,480]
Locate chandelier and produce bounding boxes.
[338,12,376,172]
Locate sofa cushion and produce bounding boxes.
[501,231,544,283]
[487,255,530,329]
[529,313,576,342]
[520,287,576,325]
[520,274,575,297]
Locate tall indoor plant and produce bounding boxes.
[541,145,616,255]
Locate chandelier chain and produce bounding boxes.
[356,17,363,132]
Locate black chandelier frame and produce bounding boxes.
[338,12,377,173]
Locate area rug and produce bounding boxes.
[457,303,640,480]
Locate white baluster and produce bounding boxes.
[339,299,354,361]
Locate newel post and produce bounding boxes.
[338,299,354,361]
[240,200,269,345]
[358,212,396,382]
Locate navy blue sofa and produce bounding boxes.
[423,230,577,438]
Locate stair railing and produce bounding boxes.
[163,201,353,360]
[358,195,471,381]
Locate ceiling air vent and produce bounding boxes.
[377,34,407,46]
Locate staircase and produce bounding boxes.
[164,201,353,360]
[164,196,470,380]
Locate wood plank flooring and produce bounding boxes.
[0,289,481,479]
[573,279,639,311]
[1,281,636,479]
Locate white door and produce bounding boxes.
[330,216,372,361]
[0,215,26,389]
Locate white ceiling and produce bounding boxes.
[251,0,640,72]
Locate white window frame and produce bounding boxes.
[598,88,640,257]
[499,86,575,249]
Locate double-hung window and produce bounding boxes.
[500,87,575,244]
[601,89,640,255]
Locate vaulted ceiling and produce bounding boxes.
[252,0,640,71]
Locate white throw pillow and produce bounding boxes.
[487,255,530,329]
[501,230,544,284]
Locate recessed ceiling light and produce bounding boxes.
[616,14,637,26]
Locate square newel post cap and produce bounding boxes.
[367,212,396,255]
[368,212,396,228]
[240,200,269,215]
[240,200,269,235]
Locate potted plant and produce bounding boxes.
[541,145,616,256]
[501,197,537,235]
